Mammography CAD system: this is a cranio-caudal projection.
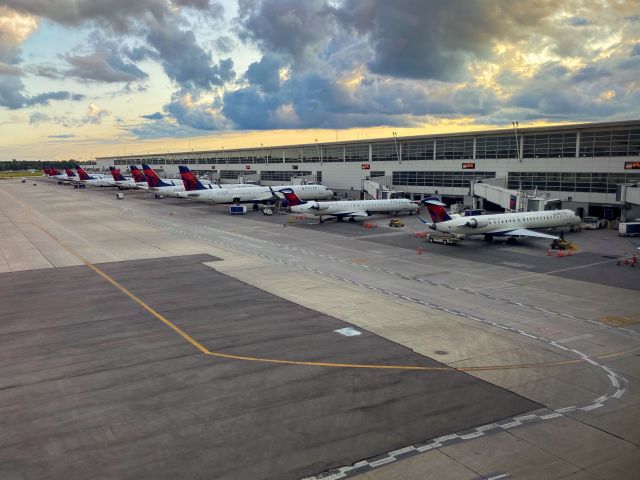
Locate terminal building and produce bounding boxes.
[96,119,640,220]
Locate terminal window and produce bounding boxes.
[579,129,640,157]
[522,133,576,158]
[392,171,495,187]
[508,171,640,193]
[346,145,370,162]
[435,138,474,160]
[371,143,398,161]
[322,146,344,162]
[402,141,434,161]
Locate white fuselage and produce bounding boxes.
[179,185,273,203]
[79,173,114,187]
[115,179,149,190]
[433,210,581,236]
[180,184,333,203]
[274,184,333,201]
[291,198,418,216]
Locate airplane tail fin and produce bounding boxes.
[129,166,147,183]
[43,166,51,175]
[278,188,306,206]
[64,167,76,178]
[178,166,208,191]
[75,165,93,181]
[109,166,127,181]
[421,197,451,223]
[50,167,61,175]
[142,164,171,187]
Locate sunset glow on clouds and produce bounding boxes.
[0,0,639,160]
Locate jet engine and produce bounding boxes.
[310,202,329,210]
[464,218,489,228]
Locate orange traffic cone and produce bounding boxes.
[417,246,424,254]
[547,249,552,256]
[557,250,564,257]
[567,249,572,256]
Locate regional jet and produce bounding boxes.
[419,197,581,241]
[279,188,418,223]
[142,164,186,197]
[108,166,148,190]
[177,166,333,203]
[76,166,115,187]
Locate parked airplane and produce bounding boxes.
[177,166,333,203]
[178,166,276,203]
[108,166,147,190]
[419,197,581,241]
[43,166,78,183]
[278,188,418,222]
[141,164,186,197]
[76,166,114,187]
[64,167,79,183]
[128,166,149,190]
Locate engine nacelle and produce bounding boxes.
[464,218,489,228]
[311,202,329,211]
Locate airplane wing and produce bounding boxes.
[495,228,559,239]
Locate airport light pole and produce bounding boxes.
[392,131,401,163]
[315,138,322,165]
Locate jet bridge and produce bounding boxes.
[471,178,522,212]
[617,183,640,221]
[471,178,553,212]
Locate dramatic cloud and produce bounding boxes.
[3,0,640,137]
[237,0,333,66]
[82,103,109,124]
[147,24,234,91]
[3,0,223,33]
[163,90,229,130]
[0,75,82,109]
[141,112,164,120]
[0,5,38,62]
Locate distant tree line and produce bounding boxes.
[0,160,93,171]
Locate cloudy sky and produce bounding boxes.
[1,0,639,160]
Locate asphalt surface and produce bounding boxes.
[0,254,540,480]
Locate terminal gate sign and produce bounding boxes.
[624,161,640,170]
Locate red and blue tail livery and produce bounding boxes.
[179,166,208,191]
[76,165,94,181]
[142,164,173,188]
[64,167,76,178]
[109,166,127,181]
[130,166,146,183]
[278,188,306,206]
[421,197,452,223]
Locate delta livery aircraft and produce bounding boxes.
[420,197,581,241]
[108,166,148,190]
[76,166,114,187]
[142,164,186,197]
[279,188,419,222]
[177,166,333,203]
